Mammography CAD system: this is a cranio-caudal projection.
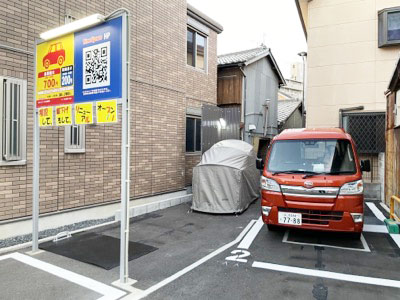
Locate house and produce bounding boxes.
[279,62,304,102]
[217,46,285,158]
[295,0,400,201]
[279,78,303,101]
[384,57,400,209]
[0,1,222,224]
[277,100,303,133]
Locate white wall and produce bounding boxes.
[306,0,400,127]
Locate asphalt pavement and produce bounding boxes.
[0,199,399,300]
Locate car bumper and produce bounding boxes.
[261,191,364,233]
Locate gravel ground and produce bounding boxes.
[0,217,115,249]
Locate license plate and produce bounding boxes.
[278,212,302,225]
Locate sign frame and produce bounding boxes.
[32,10,131,284]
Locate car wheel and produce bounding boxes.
[267,224,281,231]
[44,59,50,69]
[58,56,64,65]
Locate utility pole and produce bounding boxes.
[298,51,307,128]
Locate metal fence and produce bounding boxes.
[201,104,241,153]
[342,112,386,154]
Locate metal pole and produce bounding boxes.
[120,10,130,284]
[302,56,305,128]
[32,43,40,253]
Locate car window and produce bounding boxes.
[267,139,357,174]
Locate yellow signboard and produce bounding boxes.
[75,103,93,125]
[38,107,53,127]
[96,100,117,124]
[55,105,72,126]
[36,33,74,108]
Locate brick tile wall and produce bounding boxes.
[0,0,218,221]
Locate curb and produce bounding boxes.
[0,194,193,255]
[115,194,193,220]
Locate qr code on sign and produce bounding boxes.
[83,41,110,89]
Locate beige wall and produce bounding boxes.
[305,0,400,128]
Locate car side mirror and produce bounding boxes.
[361,160,371,172]
[256,158,264,170]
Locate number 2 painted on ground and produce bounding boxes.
[225,250,251,263]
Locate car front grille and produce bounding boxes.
[278,207,344,225]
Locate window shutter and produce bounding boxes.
[2,79,22,161]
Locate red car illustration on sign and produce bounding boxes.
[43,42,65,69]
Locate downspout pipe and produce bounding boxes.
[239,65,247,140]
[339,106,364,128]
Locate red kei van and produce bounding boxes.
[257,128,370,238]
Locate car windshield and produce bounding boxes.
[267,139,357,175]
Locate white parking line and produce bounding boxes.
[252,261,400,289]
[390,234,400,248]
[380,202,391,214]
[366,202,386,222]
[364,203,400,249]
[0,252,125,300]
[123,219,257,300]
[282,231,371,252]
[237,217,264,250]
[363,224,388,233]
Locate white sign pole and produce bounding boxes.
[120,10,131,284]
[32,41,40,253]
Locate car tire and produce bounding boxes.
[44,59,50,69]
[267,224,281,231]
[58,56,64,65]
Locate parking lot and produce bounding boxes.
[1,199,400,300]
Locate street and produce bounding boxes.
[0,199,399,300]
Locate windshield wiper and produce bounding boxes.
[271,170,326,178]
[324,171,355,175]
[302,172,326,178]
[272,170,312,176]
[302,171,356,178]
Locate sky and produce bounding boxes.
[187,0,307,79]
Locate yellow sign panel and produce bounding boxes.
[38,107,53,127]
[36,33,74,108]
[96,100,117,124]
[75,103,93,125]
[55,105,72,126]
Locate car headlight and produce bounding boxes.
[261,176,281,192]
[339,180,363,195]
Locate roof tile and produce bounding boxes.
[218,46,269,65]
[278,100,301,123]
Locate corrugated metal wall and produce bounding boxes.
[242,57,279,143]
[201,104,240,153]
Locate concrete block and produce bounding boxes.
[384,218,400,234]
[181,195,192,203]
[170,197,182,206]
[364,183,381,201]
[159,200,171,210]
[132,205,147,217]
[146,203,160,213]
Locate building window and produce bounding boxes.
[342,112,385,154]
[0,77,26,164]
[378,7,400,47]
[187,27,207,70]
[186,116,201,153]
[65,125,85,153]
